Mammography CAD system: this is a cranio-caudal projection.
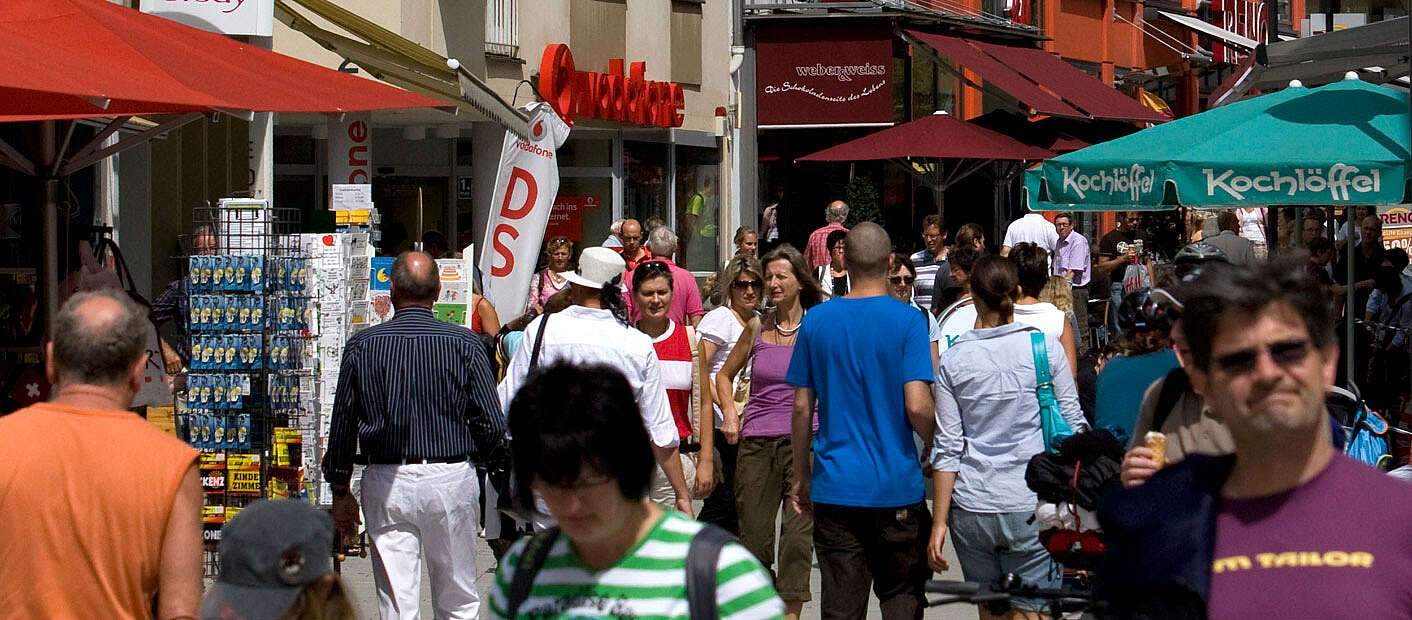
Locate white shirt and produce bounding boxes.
[1013,302,1067,341]
[698,306,748,427]
[1237,208,1267,243]
[499,305,678,448]
[1003,213,1060,253]
[936,298,978,353]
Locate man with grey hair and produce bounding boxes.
[324,250,508,620]
[0,289,201,618]
[624,226,704,327]
[806,200,851,270]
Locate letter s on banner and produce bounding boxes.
[478,102,571,319]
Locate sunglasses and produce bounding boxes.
[1213,339,1312,375]
[889,276,915,285]
[731,279,763,291]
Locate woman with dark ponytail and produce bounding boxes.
[926,255,1090,618]
[498,247,696,520]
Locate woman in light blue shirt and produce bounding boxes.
[927,255,1090,617]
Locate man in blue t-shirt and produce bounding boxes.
[787,222,936,619]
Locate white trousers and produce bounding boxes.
[361,462,481,620]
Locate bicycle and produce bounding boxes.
[926,572,1098,619]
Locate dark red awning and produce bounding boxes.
[907,31,1086,120]
[796,112,1056,162]
[906,30,1168,124]
[970,40,1169,123]
[0,0,446,120]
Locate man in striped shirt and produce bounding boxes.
[323,251,507,620]
[490,363,783,620]
[909,214,950,310]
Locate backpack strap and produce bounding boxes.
[1150,367,1191,434]
[685,524,737,619]
[505,527,560,618]
[529,313,550,369]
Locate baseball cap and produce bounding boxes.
[201,499,335,620]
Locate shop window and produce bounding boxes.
[671,1,703,85]
[675,145,719,272]
[625,140,669,228]
[274,135,315,166]
[570,0,627,71]
[558,138,613,168]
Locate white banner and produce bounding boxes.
[479,102,570,319]
[328,113,372,186]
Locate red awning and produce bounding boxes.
[906,31,1086,120]
[796,112,1056,162]
[906,30,1168,124]
[970,40,1169,123]
[0,0,446,121]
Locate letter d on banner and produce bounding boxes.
[479,102,571,319]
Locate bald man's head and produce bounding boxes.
[825,201,849,224]
[51,289,148,387]
[391,251,440,307]
[846,222,892,279]
[620,219,644,254]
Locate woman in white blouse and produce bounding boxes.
[1010,243,1079,377]
[694,256,763,530]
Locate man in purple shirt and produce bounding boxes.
[623,226,704,327]
[1097,258,1412,618]
[1052,212,1091,352]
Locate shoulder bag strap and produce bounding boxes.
[1150,367,1191,434]
[1030,330,1070,453]
[685,524,737,619]
[506,527,560,618]
[529,313,550,370]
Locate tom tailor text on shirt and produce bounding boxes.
[1205,165,1381,201]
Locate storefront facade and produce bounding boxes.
[259,0,733,274]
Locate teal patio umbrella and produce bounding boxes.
[1023,75,1410,211]
[1023,74,1411,393]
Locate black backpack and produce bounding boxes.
[504,524,737,618]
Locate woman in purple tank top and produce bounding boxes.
[715,244,823,619]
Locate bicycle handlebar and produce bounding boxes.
[925,578,1092,602]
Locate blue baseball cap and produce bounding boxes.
[201,499,335,620]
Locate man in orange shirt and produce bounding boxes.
[0,289,202,619]
[618,218,653,271]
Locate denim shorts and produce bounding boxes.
[948,508,1062,612]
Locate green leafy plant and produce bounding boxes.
[843,176,882,228]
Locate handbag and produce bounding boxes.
[1031,330,1073,453]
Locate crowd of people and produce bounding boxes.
[4,198,1411,620]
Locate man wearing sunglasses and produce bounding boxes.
[1097,258,1412,619]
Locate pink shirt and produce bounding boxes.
[624,257,705,325]
[805,222,848,270]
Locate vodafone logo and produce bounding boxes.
[533,121,544,139]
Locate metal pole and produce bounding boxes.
[1346,209,1357,390]
[40,121,60,334]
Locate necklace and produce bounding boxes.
[773,313,801,336]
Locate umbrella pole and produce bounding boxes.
[41,121,59,334]
[1346,218,1356,392]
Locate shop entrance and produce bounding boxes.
[374,177,448,256]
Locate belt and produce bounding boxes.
[366,454,473,466]
[679,442,702,454]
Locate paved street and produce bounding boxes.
[336,505,974,619]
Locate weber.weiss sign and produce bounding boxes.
[756,24,893,126]
[140,0,274,36]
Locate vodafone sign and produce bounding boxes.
[540,45,685,128]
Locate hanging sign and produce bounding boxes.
[328,114,372,185]
[478,102,572,319]
[140,0,274,36]
[754,23,894,127]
